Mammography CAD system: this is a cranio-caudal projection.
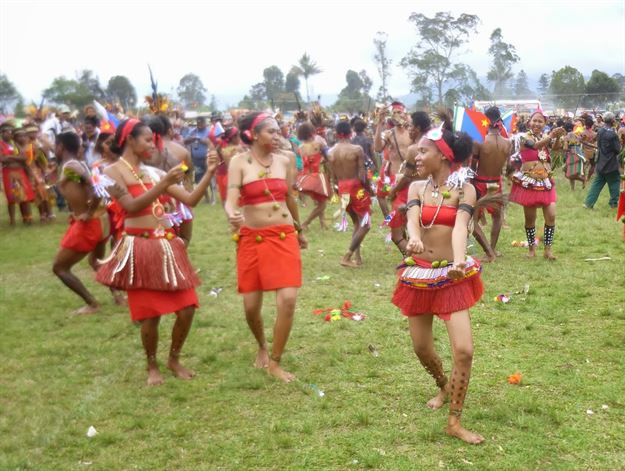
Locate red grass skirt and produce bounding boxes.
[236,224,301,293]
[509,172,556,207]
[392,257,483,320]
[388,186,409,228]
[96,228,200,320]
[617,180,625,242]
[2,166,35,203]
[216,173,228,202]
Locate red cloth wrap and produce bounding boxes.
[217,173,228,202]
[297,153,330,201]
[126,288,198,322]
[392,257,483,320]
[2,167,35,203]
[239,178,288,205]
[61,212,110,253]
[473,175,503,198]
[376,164,395,198]
[236,224,301,293]
[337,179,371,218]
[617,179,625,242]
[96,227,200,291]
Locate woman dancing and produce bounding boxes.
[391,118,485,444]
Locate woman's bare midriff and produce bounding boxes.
[124,214,162,229]
[241,201,293,229]
[420,225,454,262]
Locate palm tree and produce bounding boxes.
[293,53,322,104]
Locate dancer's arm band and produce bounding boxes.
[406,199,421,210]
[458,203,474,216]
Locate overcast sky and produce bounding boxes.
[1,0,624,108]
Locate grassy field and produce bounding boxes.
[1,174,624,470]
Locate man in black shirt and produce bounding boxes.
[584,112,622,209]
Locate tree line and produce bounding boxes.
[1,11,624,115]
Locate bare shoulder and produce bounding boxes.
[460,182,477,203]
[408,179,426,198]
[230,151,249,167]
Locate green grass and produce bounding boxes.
[1,174,624,470]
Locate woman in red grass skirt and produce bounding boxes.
[509,110,566,260]
[225,112,308,383]
[617,175,625,242]
[391,114,485,444]
[96,119,218,386]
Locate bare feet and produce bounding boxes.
[167,358,195,380]
[340,258,360,268]
[446,423,485,444]
[426,386,449,410]
[543,249,557,261]
[73,304,99,315]
[354,250,363,266]
[480,254,496,263]
[268,360,296,383]
[254,347,269,368]
[526,247,536,258]
[147,365,165,386]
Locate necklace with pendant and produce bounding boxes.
[251,151,273,179]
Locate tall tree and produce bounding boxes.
[43,76,92,109]
[285,66,301,95]
[239,83,267,110]
[549,66,585,109]
[0,74,21,114]
[106,75,137,110]
[77,70,105,101]
[293,53,321,104]
[538,73,550,96]
[177,73,207,108]
[373,32,392,104]
[514,70,533,98]
[359,70,373,96]
[401,12,480,105]
[334,70,372,112]
[584,70,621,107]
[611,73,625,92]
[486,28,519,97]
[262,66,285,108]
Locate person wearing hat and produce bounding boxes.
[584,112,622,209]
[57,105,76,133]
[0,122,35,224]
[21,124,54,222]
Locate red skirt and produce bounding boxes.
[236,224,301,293]
[509,172,556,207]
[296,172,330,202]
[216,173,228,202]
[2,166,35,203]
[61,211,110,253]
[96,227,200,321]
[376,167,395,198]
[392,257,483,320]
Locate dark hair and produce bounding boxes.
[57,131,81,154]
[159,115,172,134]
[410,111,431,133]
[484,107,501,127]
[110,119,149,155]
[335,121,351,136]
[84,115,99,128]
[353,119,366,133]
[238,111,273,145]
[146,115,166,136]
[584,117,594,129]
[94,132,113,154]
[296,122,315,141]
[440,130,473,163]
[564,122,574,132]
[220,126,240,147]
[556,119,565,127]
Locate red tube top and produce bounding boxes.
[239,178,288,206]
[126,183,172,217]
[301,153,323,174]
[421,205,457,227]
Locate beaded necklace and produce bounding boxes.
[119,157,167,223]
[419,177,446,230]
[247,150,287,217]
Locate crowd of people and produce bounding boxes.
[1,99,624,445]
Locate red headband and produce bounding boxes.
[249,113,271,134]
[117,119,141,148]
[425,127,454,162]
[153,132,163,151]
